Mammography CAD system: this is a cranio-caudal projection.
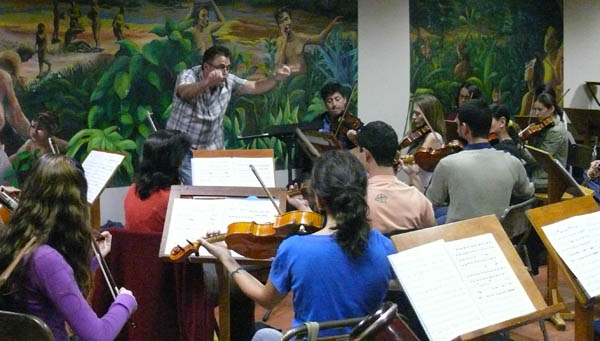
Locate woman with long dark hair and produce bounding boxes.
[200,150,396,340]
[124,129,190,232]
[0,154,137,340]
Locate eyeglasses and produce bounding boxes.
[208,63,231,72]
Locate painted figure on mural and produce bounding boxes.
[65,0,85,45]
[518,55,544,117]
[542,26,563,99]
[9,111,67,164]
[454,41,471,81]
[112,6,129,41]
[0,48,34,138]
[187,0,225,55]
[274,7,342,74]
[35,23,52,77]
[51,0,62,44]
[88,0,101,48]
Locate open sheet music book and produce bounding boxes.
[191,157,275,187]
[81,150,125,204]
[388,233,535,341]
[161,197,280,259]
[542,211,600,299]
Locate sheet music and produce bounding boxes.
[163,197,279,258]
[388,240,485,341]
[191,157,275,187]
[446,233,535,325]
[81,151,125,204]
[543,211,600,298]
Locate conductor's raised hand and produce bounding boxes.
[274,65,292,81]
[205,69,226,87]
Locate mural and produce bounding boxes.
[0,0,357,185]
[409,0,563,120]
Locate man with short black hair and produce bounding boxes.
[168,45,291,184]
[426,100,534,223]
[355,121,436,233]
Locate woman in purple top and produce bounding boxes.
[0,154,137,341]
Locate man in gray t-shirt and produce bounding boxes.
[426,100,534,224]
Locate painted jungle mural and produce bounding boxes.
[409,0,563,120]
[0,0,357,185]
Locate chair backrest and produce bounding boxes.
[281,317,364,341]
[0,309,53,341]
[499,197,538,239]
[567,143,593,170]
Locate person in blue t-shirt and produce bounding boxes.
[199,150,397,340]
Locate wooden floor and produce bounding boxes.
[241,265,598,340]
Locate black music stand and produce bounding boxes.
[238,121,322,185]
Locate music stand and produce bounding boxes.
[390,215,564,340]
[526,195,600,339]
[159,185,286,341]
[237,122,322,184]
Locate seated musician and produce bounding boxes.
[399,94,446,192]
[123,129,254,340]
[489,103,522,160]
[0,154,137,340]
[520,87,569,191]
[200,150,396,340]
[292,82,361,184]
[426,99,534,223]
[9,110,67,163]
[446,81,482,121]
[354,121,436,233]
[124,129,190,232]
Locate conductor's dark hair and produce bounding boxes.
[357,121,398,167]
[311,150,370,259]
[320,83,348,101]
[202,45,231,66]
[135,129,190,200]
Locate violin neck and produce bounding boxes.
[205,233,226,244]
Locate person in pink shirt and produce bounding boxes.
[124,129,190,233]
[0,154,137,340]
[353,121,436,234]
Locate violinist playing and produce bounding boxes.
[520,87,569,191]
[398,94,446,192]
[200,150,396,340]
[0,154,137,340]
[426,99,533,224]
[489,104,522,160]
[292,82,362,185]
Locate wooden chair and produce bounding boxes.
[0,309,53,341]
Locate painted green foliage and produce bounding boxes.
[410,0,562,116]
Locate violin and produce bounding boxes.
[392,153,415,173]
[287,180,312,198]
[399,125,431,149]
[488,132,498,143]
[518,116,554,142]
[331,114,362,138]
[0,187,19,225]
[169,210,324,260]
[413,140,465,172]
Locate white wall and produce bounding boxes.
[564,0,600,109]
[358,0,410,135]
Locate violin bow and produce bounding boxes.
[402,97,413,139]
[249,164,282,215]
[333,81,358,137]
[48,138,58,155]
[146,110,158,132]
[0,236,37,286]
[419,108,445,146]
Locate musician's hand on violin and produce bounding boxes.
[96,231,112,257]
[346,129,358,146]
[399,160,419,176]
[118,287,138,312]
[287,194,311,212]
[198,238,233,263]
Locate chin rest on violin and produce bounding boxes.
[169,210,324,261]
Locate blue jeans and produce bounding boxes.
[180,149,193,185]
[434,206,448,225]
